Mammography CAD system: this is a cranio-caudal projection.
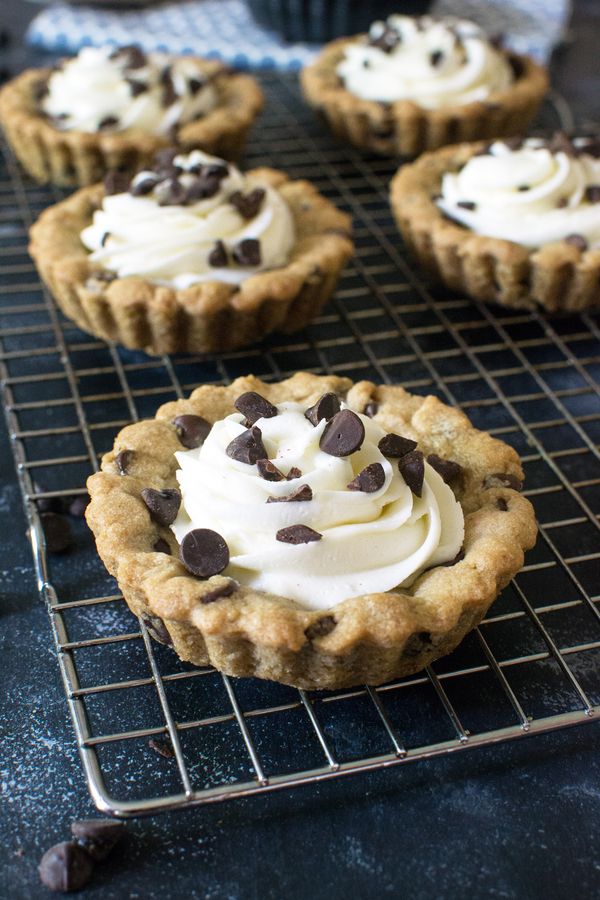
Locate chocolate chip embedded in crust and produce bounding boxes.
[71,819,125,862]
[208,239,228,267]
[38,842,94,893]
[378,433,417,458]
[173,414,211,449]
[320,410,365,457]
[180,528,230,578]
[427,453,463,484]
[496,497,509,511]
[115,448,134,475]
[234,391,278,425]
[200,578,237,604]
[41,512,73,554]
[257,459,285,482]
[363,401,378,418]
[564,233,588,251]
[153,537,172,555]
[229,188,265,220]
[141,487,181,526]
[267,484,313,503]
[276,524,322,544]
[347,462,385,493]
[287,467,302,480]
[140,612,172,646]
[483,472,523,491]
[305,615,336,639]
[304,392,341,426]
[585,185,600,203]
[226,425,268,465]
[399,450,425,497]
[103,170,130,195]
[232,238,261,267]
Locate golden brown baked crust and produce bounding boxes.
[28,169,353,355]
[300,37,548,157]
[85,372,537,690]
[0,62,263,186]
[390,141,600,313]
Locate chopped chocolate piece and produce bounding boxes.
[148,738,175,759]
[399,450,425,497]
[363,401,378,418]
[564,233,588,251]
[187,76,205,95]
[141,487,181,526]
[226,425,268,465]
[67,494,89,518]
[427,453,463,484]
[127,77,148,97]
[160,66,177,107]
[483,472,523,491]
[234,391,278,425]
[457,200,476,210]
[186,174,221,202]
[71,819,125,862]
[287,467,302,480]
[130,175,158,196]
[98,115,119,131]
[503,136,523,151]
[319,410,365,457]
[140,612,172,645]
[229,188,265,220]
[378,433,417,458]
[103,170,130,195]
[305,392,341,426]
[496,497,509,511]
[305,615,336,639]
[201,579,236,604]
[173,413,211,449]
[585,185,600,203]
[153,537,171,555]
[180,528,229,578]
[233,238,261,267]
[257,459,285,482]
[276,524,322,544]
[347,462,386,493]
[41,513,73,554]
[111,44,147,70]
[430,49,444,67]
[156,177,187,206]
[115,448,134,475]
[208,239,228,267]
[100,231,110,248]
[267,484,313,503]
[39,842,94,893]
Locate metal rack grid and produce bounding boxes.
[1,72,599,818]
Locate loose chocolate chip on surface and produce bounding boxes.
[98,115,119,131]
[378,433,417,458]
[430,49,444,67]
[226,425,268,464]
[483,472,523,491]
[130,175,158,196]
[229,188,265,219]
[457,200,476,210]
[71,819,125,862]
[427,453,463,484]
[267,484,313,503]
[347,462,385,493]
[233,238,261,267]
[153,537,172,555]
[103,170,130,195]
[585,185,600,203]
[67,494,90,518]
[399,450,425,497]
[140,612,172,645]
[496,497,509,511]
[234,391,278,425]
[126,77,147,97]
[304,392,341,426]
[201,579,237,604]
[287,467,302,480]
[148,738,175,759]
[41,513,73,554]
[320,409,365,457]
[173,413,211,449]
[257,459,285,481]
[305,615,336,639]
[564,233,588,251]
[363,401,378,418]
[39,842,94,893]
[180,528,230,578]
[141,487,181,526]
[208,239,228,267]
[276,524,322,544]
[115,448,134,475]
[187,76,205,95]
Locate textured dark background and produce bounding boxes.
[1,2,600,898]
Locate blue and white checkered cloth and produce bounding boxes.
[27,0,571,71]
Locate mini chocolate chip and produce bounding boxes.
[233,238,261,267]
[173,414,211,449]
[187,76,205,95]
[98,115,119,131]
[320,410,365,457]
[160,66,177,107]
[257,459,285,481]
[100,231,110,248]
[347,462,385,493]
[378,433,417,458]
[364,401,378,418]
[39,842,94,892]
[305,615,336,639]
[399,450,425,497]
[585,185,600,203]
[234,391,278,425]
[130,175,158,196]
[267,484,313,503]
[201,579,236,604]
[67,494,89,518]
[140,612,172,645]
[287,467,302,480]
[153,537,172,555]
[565,233,589,251]
[229,188,265,220]
[496,497,509,511]
[127,77,147,97]
[517,184,530,191]
[141,487,181,526]
[115,448,134,474]
[226,425,268,465]
[104,170,130,195]
[111,44,147,70]
[305,392,341,426]
[430,49,444,67]
[208,239,228,267]
[71,819,125,862]
[483,473,523,491]
[148,738,175,758]
[180,528,229,578]
[427,453,463,484]
[41,513,73,554]
[457,200,476,210]
[276,525,322,544]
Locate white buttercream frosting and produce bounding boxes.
[436,138,600,249]
[41,45,217,135]
[337,15,513,108]
[171,401,464,610]
[80,150,296,288]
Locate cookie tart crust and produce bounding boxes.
[28,152,353,355]
[86,373,537,690]
[0,52,263,187]
[391,135,600,313]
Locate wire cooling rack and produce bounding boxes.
[1,73,599,817]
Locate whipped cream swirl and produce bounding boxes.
[337,16,513,108]
[41,45,217,135]
[436,137,600,249]
[171,402,464,610]
[80,150,296,288]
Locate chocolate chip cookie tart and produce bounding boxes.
[28,150,353,354]
[0,45,263,186]
[301,15,548,157]
[391,133,600,313]
[85,372,537,690]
